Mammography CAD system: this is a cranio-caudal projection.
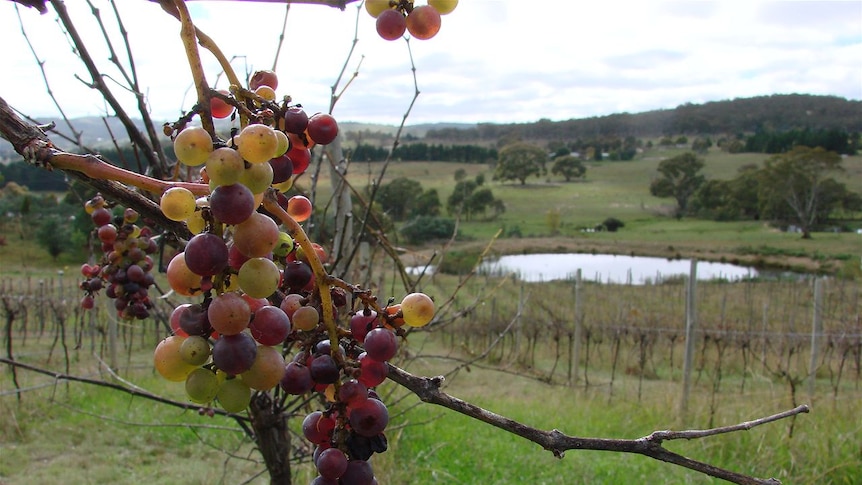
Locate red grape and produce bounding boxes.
[307,113,338,145]
[376,9,406,41]
[348,397,388,437]
[210,183,256,225]
[249,69,278,91]
[212,332,258,375]
[406,5,442,40]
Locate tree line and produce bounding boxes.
[350,142,497,163]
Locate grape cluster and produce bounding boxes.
[79,194,158,319]
[147,69,437,482]
[366,0,458,41]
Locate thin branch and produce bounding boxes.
[386,363,806,485]
[0,356,252,422]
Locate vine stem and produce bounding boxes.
[173,0,215,134]
[261,191,340,365]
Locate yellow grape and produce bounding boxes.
[154,335,197,382]
[254,85,277,102]
[237,124,278,164]
[238,257,280,298]
[274,130,289,157]
[239,161,274,194]
[365,0,391,17]
[173,126,213,166]
[429,0,458,15]
[240,346,286,390]
[185,367,220,403]
[179,335,211,365]
[185,209,206,235]
[160,187,197,221]
[166,252,203,297]
[206,147,245,187]
[217,378,251,413]
[400,292,435,327]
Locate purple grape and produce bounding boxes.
[210,183,255,225]
[212,332,257,375]
[348,397,388,438]
[183,233,229,276]
[363,327,398,362]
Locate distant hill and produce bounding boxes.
[1,94,858,160]
[424,94,862,143]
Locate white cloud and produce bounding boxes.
[0,0,859,126]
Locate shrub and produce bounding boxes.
[400,216,457,244]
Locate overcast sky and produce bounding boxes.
[1,1,860,126]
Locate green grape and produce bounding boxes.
[272,232,294,258]
[239,161,274,194]
[237,124,278,164]
[173,126,213,166]
[238,257,280,298]
[217,378,251,413]
[179,335,211,365]
[185,367,219,404]
[240,345,286,391]
[206,147,245,187]
[185,209,206,235]
[429,0,458,15]
[160,187,197,221]
[291,305,319,332]
[274,130,289,157]
[365,0,391,17]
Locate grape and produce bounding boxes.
[210,89,234,119]
[309,354,339,384]
[185,209,206,235]
[228,242,251,271]
[249,305,291,346]
[212,332,258,375]
[310,476,339,485]
[184,233,229,277]
[210,183,256,225]
[238,160,274,194]
[306,113,338,145]
[237,124,278,164]
[170,303,191,336]
[217,378,251,413]
[348,397,388,437]
[376,9,406,41]
[91,207,112,226]
[363,327,398,362]
[291,305,319,332]
[287,144,311,175]
[280,361,314,395]
[205,147,244,187]
[154,335,197,382]
[179,335,211,365]
[429,0,458,15]
[233,212,280,258]
[357,352,387,388]
[241,294,270,313]
[207,291,251,336]
[339,379,368,407]
[400,292,435,327]
[237,257,280,298]
[341,460,375,485]
[185,368,219,403]
[302,411,334,444]
[240,345,286,391]
[173,126,213,166]
[254,85,277,102]
[317,448,348,480]
[272,232,295,258]
[364,0,391,17]
[98,224,118,244]
[350,310,378,342]
[178,302,212,337]
[282,260,313,290]
[269,154,294,185]
[80,295,95,310]
[406,5,442,40]
[279,293,304,319]
[274,129,289,157]
[283,107,308,134]
[166,252,203,297]
[287,195,313,222]
[249,69,278,90]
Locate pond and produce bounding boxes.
[476,253,759,284]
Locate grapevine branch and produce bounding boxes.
[386,363,806,485]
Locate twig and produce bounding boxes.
[385,362,806,485]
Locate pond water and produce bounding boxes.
[470,253,762,285]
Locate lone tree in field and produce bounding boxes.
[649,151,705,218]
[756,145,851,239]
[551,154,587,182]
[493,142,547,185]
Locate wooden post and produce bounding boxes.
[808,278,824,399]
[680,259,698,423]
[570,269,583,385]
